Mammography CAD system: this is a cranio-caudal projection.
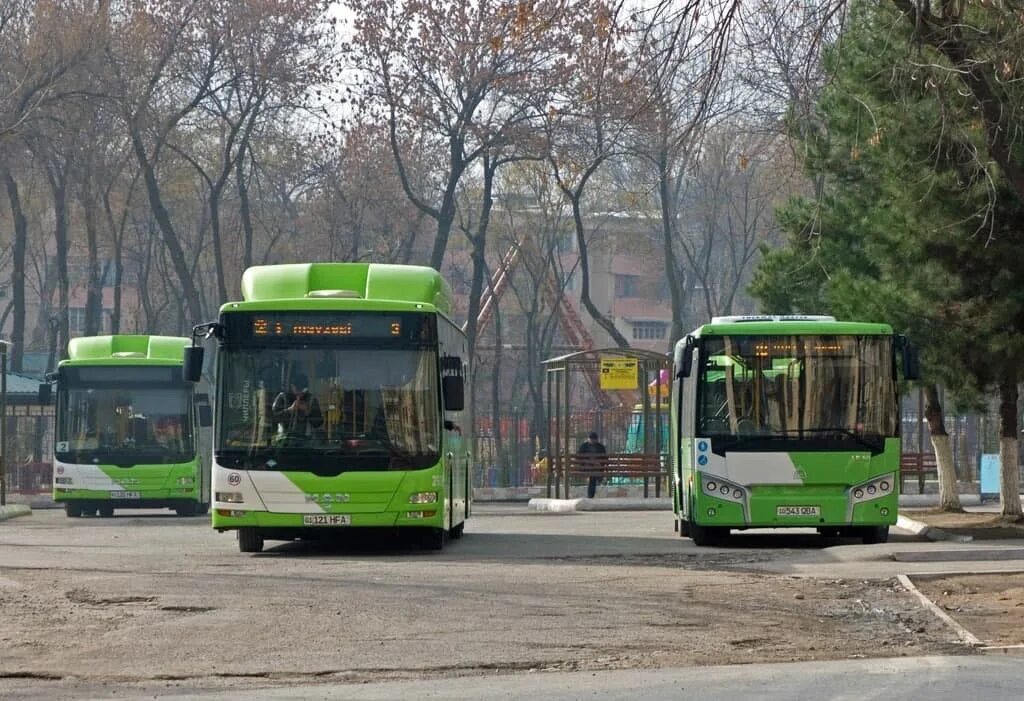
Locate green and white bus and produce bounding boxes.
[671,315,918,546]
[184,262,471,553]
[48,335,213,517]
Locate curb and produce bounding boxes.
[527,498,583,513]
[896,514,973,543]
[528,497,672,512]
[0,504,32,522]
[896,573,983,647]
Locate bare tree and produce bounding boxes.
[629,0,740,345]
[344,0,592,269]
[542,0,637,347]
[105,0,225,323]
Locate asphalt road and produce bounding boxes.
[2,504,1022,700]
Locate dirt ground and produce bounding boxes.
[911,574,1024,647]
[0,508,975,694]
[902,509,1024,648]
[906,509,1024,540]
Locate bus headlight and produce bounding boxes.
[409,492,438,504]
[849,474,896,505]
[700,474,746,505]
[216,492,244,503]
[177,476,195,486]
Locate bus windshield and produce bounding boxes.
[696,334,896,448]
[217,347,441,472]
[57,368,194,465]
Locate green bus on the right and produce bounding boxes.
[671,315,919,546]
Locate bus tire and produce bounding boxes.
[420,527,446,551]
[65,503,82,518]
[677,518,690,537]
[689,522,724,547]
[196,502,210,516]
[449,521,465,539]
[98,505,114,518]
[174,502,197,517]
[238,528,264,553]
[861,525,889,545]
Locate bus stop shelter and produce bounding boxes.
[542,348,671,499]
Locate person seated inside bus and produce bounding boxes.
[272,373,323,442]
[153,415,185,452]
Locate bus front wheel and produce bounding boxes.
[65,503,82,518]
[688,522,725,547]
[238,528,264,553]
[420,527,447,551]
[861,525,889,545]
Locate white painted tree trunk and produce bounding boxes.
[999,437,1023,519]
[930,433,961,511]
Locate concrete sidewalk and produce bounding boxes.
[528,493,1001,514]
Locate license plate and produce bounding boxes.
[302,514,351,526]
[110,491,140,500]
[776,505,820,517]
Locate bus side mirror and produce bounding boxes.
[442,375,464,411]
[183,346,205,383]
[676,336,694,378]
[902,342,920,381]
[38,383,52,405]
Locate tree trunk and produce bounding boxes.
[130,131,204,323]
[236,152,256,271]
[51,176,70,358]
[924,384,961,511]
[569,194,629,348]
[80,186,104,336]
[998,381,1022,520]
[208,193,229,305]
[3,170,27,372]
[491,312,505,484]
[657,155,687,346]
[102,187,127,334]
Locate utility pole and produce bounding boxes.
[1,340,9,505]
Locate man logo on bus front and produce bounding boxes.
[305,493,351,504]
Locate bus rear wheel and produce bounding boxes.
[238,528,264,553]
[98,505,114,518]
[174,503,198,517]
[861,525,889,545]
[65,503,82,518]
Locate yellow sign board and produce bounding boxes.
[599,357,638,390]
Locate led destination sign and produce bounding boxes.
[252,314,402,338]
[223,311,436,344]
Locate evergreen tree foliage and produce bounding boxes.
[750,0,1024,398]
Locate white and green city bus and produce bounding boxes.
[47,335,212,517]
[671,315,918,545]
[184,262,471,553]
